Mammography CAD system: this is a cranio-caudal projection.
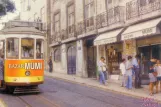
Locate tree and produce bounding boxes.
[0,0,16,16]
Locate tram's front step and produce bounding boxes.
[13,86,40,94]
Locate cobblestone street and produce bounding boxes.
[0,76,160,107]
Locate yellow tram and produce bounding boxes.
[0,26,45,94]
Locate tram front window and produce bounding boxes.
[21,38,34,59]
[6,38,19,59]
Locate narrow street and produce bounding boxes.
[0,76,160,107]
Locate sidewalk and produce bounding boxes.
[45,71,161,103]
[0,99,6,107]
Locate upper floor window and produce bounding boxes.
[54,49,61,62]
[140,0,147,7]
[40,7,45,23]
[139,0,156,7]
[67,4,75,34]
[108,0,112,4]
[85,0,94,18]
[21,0,26,11]
[54,12,60,32]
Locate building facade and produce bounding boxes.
[50,0,161,80]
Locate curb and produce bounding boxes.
[45,74,161,104]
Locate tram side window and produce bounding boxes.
[21,38,34,59]
[0,41,4,56]
[6,38,19,59]
[36,40,43,59]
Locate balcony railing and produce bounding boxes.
[96,6,125,29]
[67,24,75,38]
[51,31,61,44]
[126,0,161,20]
[85,16,95,32]
[76,21,85,35]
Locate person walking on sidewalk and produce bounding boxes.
[120,58,126,87]
[132,55,141,88]
[48,56,53,73]
[102,57,108,80]
[155,60,161,93]
[126,56,133,90]
[98,57,106,85]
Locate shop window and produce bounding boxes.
[54,49,61,62]
[36,40,43,59]
[21,38,34,59]
[6,38,19,59]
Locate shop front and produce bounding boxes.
[121,17,161,83]
[94,28,124,80]
[137,35,161,75]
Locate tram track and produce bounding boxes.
[16,94,60,107]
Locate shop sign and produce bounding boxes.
[142,28,153,35]
[124,34,134,40]
[123,27,154,40]
[94,38,116,45]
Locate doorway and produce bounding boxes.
[138,44,161,74]
[87,46,96,78]
[67,46,76,74]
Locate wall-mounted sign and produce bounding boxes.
[123,27,155,40]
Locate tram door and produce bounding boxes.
[67,46,76,74]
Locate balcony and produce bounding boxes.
[50,31,61,44]
[96,6,125,29]
[76,21,85,35]
[126,0,161,20]
[67,24,75,38]
[85,16,95,32]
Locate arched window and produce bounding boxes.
[54,49,61,62]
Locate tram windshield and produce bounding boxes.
[21,38,34,59]
[6,38,19,59]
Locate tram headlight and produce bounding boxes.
[25,71,30,76]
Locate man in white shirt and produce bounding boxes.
[120,59,126,87]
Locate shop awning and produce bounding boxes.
[122,18,161,40]
[94,28,123,46]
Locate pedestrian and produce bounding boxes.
[0,54,4,87]
[97,57,106,85]
[155,60,161,93]
[148,64,156,96]
[102,57,108,80]
[48,56,53,73]
[132,55,141,88]
[125,56,133,90]
[119,58,126,87]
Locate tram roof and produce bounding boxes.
[0,27,44,36]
